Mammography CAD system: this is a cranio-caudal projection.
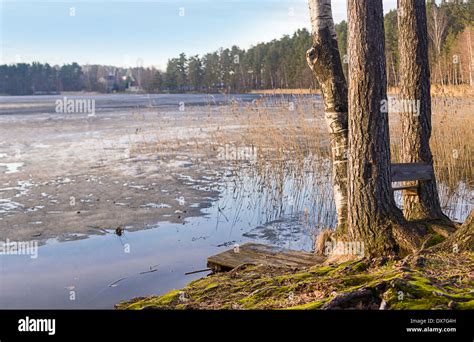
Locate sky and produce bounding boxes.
[0,0,398,70]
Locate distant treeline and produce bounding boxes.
[0,63,82,95]
[383,0,473,86]
[0,1,472,95]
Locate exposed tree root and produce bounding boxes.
[321,287,377,309]
[390,219,429,256]
[427,210,473,254]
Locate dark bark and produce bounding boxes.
[306,0,349,234]
[347,0,420,257]
[431,210,473,253]
[321,288,374,309]
[398,0,448,221]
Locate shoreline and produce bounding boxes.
[250,85,474,97]
[116,216,473,310]
[2,85,472,98]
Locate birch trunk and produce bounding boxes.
[398,0,448,221]
[306,0,348,234]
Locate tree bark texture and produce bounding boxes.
[306,0,349,234]
[431,209,473,253]
[398,0,448,221]
[347,0,420,257]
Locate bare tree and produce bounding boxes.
[398,0,449,222]
[469,27,474,87]
[347,0,421,257]
[306,0,349,234]
[427,3,448,84]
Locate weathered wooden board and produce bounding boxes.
[391,163,433,182]
[207,243,325,272]
[392,185,419,196]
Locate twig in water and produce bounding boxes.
[185,268,212,275]
[108,277,128,288]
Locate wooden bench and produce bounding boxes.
[391,162,434,196]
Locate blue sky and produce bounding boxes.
[0,0,397,70]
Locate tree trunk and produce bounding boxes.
[347,0,420,257]
[306,0,349,234]
[450,210,473,252]
[431,209,473,253]
[398,0,448,221]
[469,27,474,88]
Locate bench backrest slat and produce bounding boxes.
[391,163,433,182]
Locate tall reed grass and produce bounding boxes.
[210,91,473,226]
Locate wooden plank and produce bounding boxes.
[392,185,419,196]
[391,163,433,182]
[392,185,417,191]
[207,243,325,272]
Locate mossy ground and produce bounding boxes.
[116,251,473,310]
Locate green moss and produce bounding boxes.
[444,285,470,294]
[204,283,220,291]
[340,274,374,287]
[457,300,474,310]
[385,273,474,310]
[237,285,294,308]
[327,261,354,274]
[390,298,445,310]
[424,234,446,248]
[119,289,181,310]
[275,272,312,284]
[370,271,401,285]
[407,277,440,297]
[407,276,472,300]
[287,299,327,310]
[350,260,370,272]
[188,277,218,288]
[309,265,335,276]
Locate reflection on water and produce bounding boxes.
[393,181,472,223]
[0,167,320,309]
[437,182,473,222]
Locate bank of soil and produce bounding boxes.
[116,250,473,310]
